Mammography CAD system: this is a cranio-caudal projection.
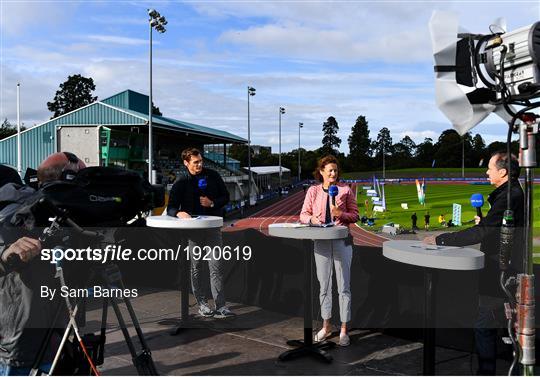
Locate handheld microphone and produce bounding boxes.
[470,193,484,219]
[198,178,207,194]
[329,185,338,206]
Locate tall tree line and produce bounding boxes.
[229,114,522,179]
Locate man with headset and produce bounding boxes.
[0,152,86,376]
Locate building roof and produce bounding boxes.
[0,89,246,169]
[247,166,291,175]
[101,90,246,143]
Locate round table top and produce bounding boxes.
[383,240,484,271]
[146,215,223,229]
[268,223,349,240]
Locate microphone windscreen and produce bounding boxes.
[198,178,207,190]
[470,193,484,208]
[328,185,338,198]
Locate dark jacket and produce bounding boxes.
[0,165,22,189]
[0,184,60,367]
[436,180,524,296]
[166,168,230,217]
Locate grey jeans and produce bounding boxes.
[187,228,226,309]
[314,239,353,323]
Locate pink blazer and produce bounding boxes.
[300,183,359,226]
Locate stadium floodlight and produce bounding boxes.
[147,9,167,184]
[279,107,286,188]
[298,122,303,182]
[247,86,256,207]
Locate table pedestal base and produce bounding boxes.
[171,256,191,336]
[279,339,336,363]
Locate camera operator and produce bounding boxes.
[0,165,22,189]
[166,147,234,318]
[0,152,86,376]
[423,151,524,375]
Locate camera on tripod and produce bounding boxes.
[5,166,164,376]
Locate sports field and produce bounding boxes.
[356,181,540,263]
[357,182,494,231]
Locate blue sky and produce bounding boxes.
[1,1,540,153]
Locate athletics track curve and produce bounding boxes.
[225,184,387,248]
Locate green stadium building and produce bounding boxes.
[0,89,255,205]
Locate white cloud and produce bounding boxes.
[2,1,537,156]
[219,23,430,63]
[398,130,439,143]
[0,2,78,35]
[86,35,150,46]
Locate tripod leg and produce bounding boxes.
[48,306,79,376]
[96,298,109,366]
[100,265,158,375]
[108,293,158,375]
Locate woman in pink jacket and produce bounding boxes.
[300,155,359,347]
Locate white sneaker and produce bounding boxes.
[198,303,214,317]
[214,306,235,319]
[314,328,331,342]
[339,332,350,347]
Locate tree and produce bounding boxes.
[391,136,416,168]
[228,144,249,166]
[487,141,519,157]
[347,115,371,171]
[433,129,466,167]
[372,127,393,157]
[472,133,487,166]
[0,118,26,140]
[152,104,162,116]
[321,116,341,155]
[370,127,392,172]
[47,74,97,118]
[400,135,416,156]
[415,137,436,167]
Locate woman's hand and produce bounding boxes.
[176,211,191,219]
[423,236,436,245]
[330,204,342,218]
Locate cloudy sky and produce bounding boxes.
[1,1,539,153]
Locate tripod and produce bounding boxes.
[31,263,158,376]
[88,263,158,376]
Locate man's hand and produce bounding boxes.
[176,211,191,219]
[1,237,42,263]
[200,196,214,208]
[330,204,342,218]
[423,236,437,245]
[310,216,321,225]
[474,216,481,225]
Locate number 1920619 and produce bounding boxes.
[186,246,252,261]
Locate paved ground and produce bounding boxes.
[79,186,513,375]
[80,289,513,376]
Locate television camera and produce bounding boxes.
[2,166,164,375]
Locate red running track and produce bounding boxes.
[226,185,387,248]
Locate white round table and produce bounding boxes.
[383,240,484,375]
[146,215,223,229]
[268,223,349,363]
[146,215,223,335]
